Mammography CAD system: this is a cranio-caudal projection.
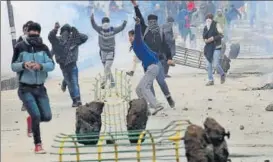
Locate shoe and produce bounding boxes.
[151,105,164,115]
[221,74,226,84]
[147,109,151,116]
[206,81,214,86]
[61,83,66,92]
[126,71,134,76]
[165,74,171,78]
[72,101,82,107]
[34,143,46,154]
[21,104,26,111]
[27,116,32,137]
[101,83,105,89]
[166,96,175,108]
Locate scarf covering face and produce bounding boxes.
[206,18,212,30]
[25,34,43,47]
[147,19,160,34]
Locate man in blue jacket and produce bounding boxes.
[11,22,55,154]
[128,17,164,115]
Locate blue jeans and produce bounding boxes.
[61,65,81,102]
[150,61,171,98]
[18,85,52,144]
[206,49,225,81]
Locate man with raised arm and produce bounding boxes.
[90,12,127,89]
[130,0,176,109]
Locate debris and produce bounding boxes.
[75,101,104,145]
[208,98,213,101]
[265,104,273,111]
[127,99,148,144]
[183,107,189,111]
[240,125,244,130]
[208,107,212,110]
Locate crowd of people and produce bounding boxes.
[10,0,264,154]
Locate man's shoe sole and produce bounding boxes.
[152,107,164,115]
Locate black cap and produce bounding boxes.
[102,17,110,24]
[27,22,41,33]
[147,14,158,21]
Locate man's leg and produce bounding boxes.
[156,62,175,108]
[62,69,74,102]
[70,65,82,106]
[37,86,52,122]
[18,88,32,137]
[104,59,115,87]
[213,50,226,84]
[19,89,46,154]
[136,64,163,115]
[206,58,214,86]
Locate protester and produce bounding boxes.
[162,16,177,77]
[90,13,127,89]
[153,3,165,25]
[214,9,228,42]
[203,14,226,86]
[128,17,164,115]
[11,22,55,153]
[177,7,191,47]
[48,23,88,107]
[131,0,175,108]
[16,20,34,137]
[166,1,179,19]
[207,1,216,16]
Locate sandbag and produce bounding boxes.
[229,43,240,59]
[126,98,149,144]
[204,117,230,162]
[184,124,214,162]
[75,102,104,145]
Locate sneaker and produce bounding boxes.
[101,83,105,89]
[151,105,164,116]
[206,81,214,86]
[165,74,171,78]
[72,101,82,107]
[61,82,66,92]
[147,109,151,116]
[34,143,46,154]
[21,104,26,111]
[220,74,226,84]
[27,116,32,137]
[126,71,134,76]
[166,96,175,108]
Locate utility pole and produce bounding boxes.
[6,0,17,48]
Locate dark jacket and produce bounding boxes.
[11,36,54,85]
[48,28,88,69]
[132,24,159,71]
[203,21,223,63]
[134,5,172,61]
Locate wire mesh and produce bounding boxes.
[50,120,191,162]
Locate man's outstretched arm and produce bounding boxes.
[131,0,147,34]
[113,20,127,34]
[134,17,143,44]
[90,13,101,33]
